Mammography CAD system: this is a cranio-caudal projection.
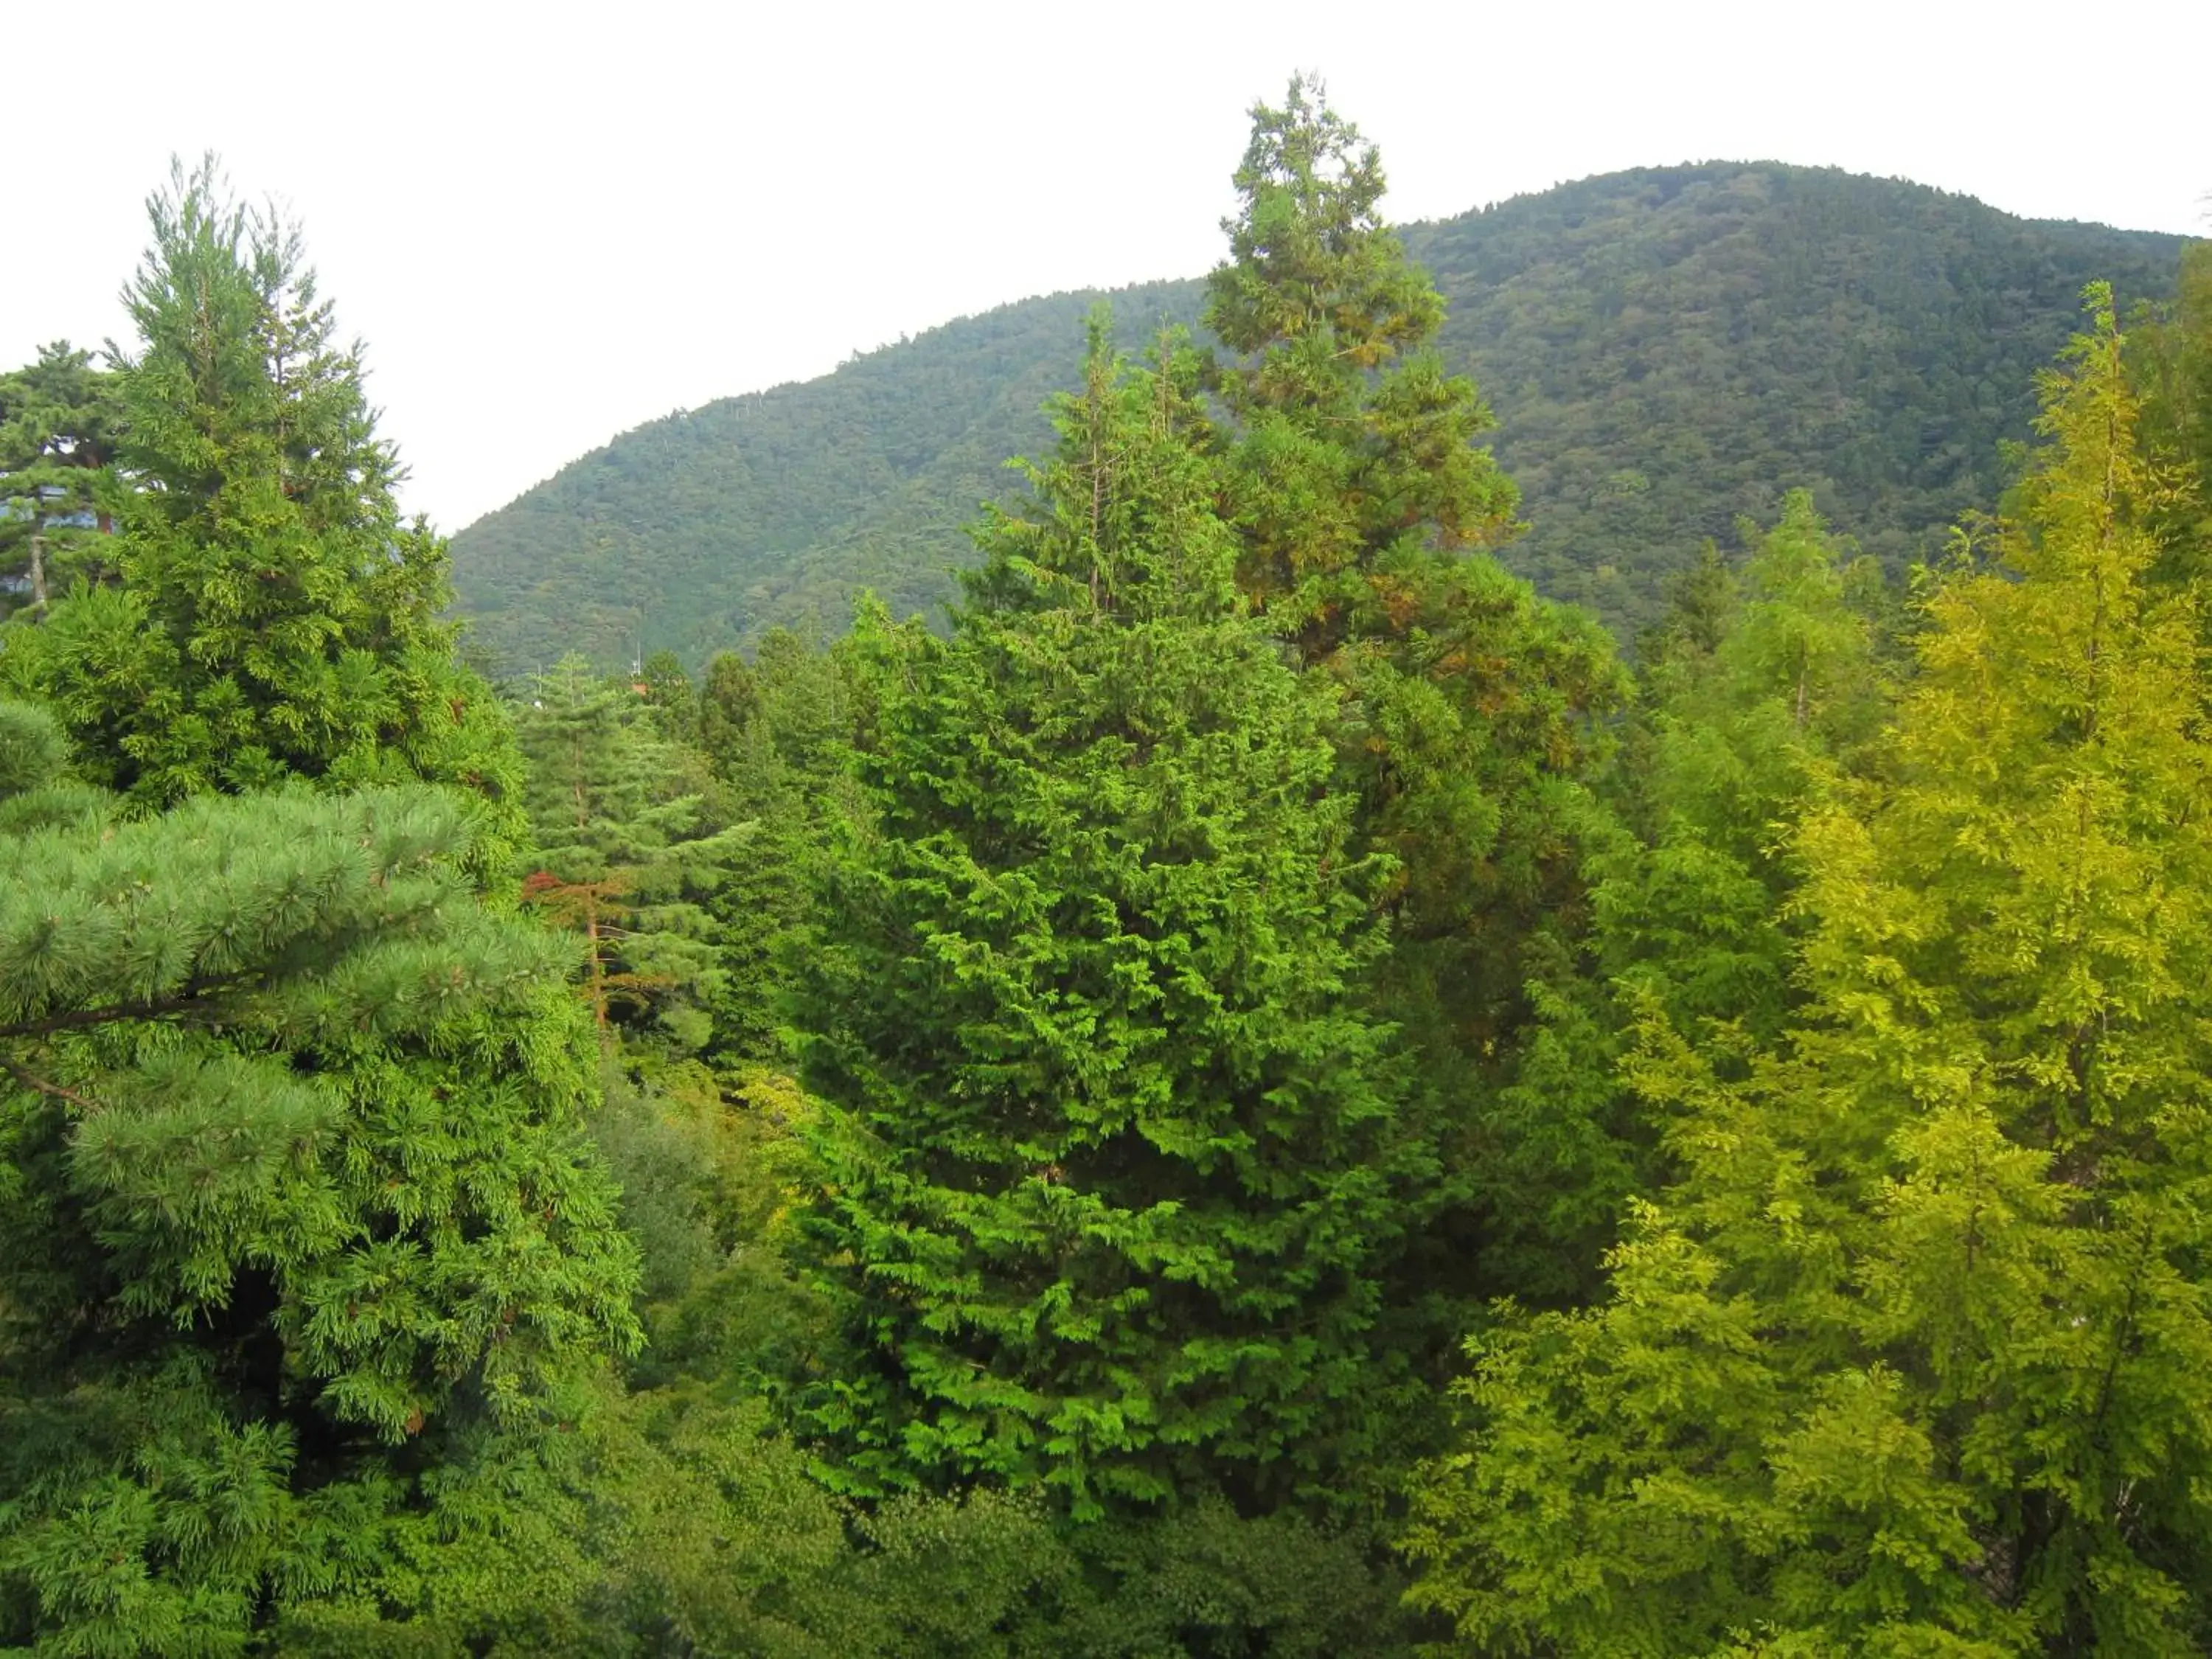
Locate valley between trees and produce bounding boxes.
[4,79,2212,1655]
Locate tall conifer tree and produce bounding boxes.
[4,158,518,843]
[797,321,1411,1512]
[0,161,647,1652]
[1203,80,1630,1308]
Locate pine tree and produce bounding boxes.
[1405,289,2212,1655]
[0,703,641,1651]
[0,342,120,618]
[696,627,856,1063]
[0,159,655,1653]
[512,656,740,1043]
[2,158,519,845]
[796,320,1411,1513]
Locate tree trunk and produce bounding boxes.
[584,889,610,1041]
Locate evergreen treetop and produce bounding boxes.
[1197,83,1634,1330]
[4,158,521,846]
[1203,74,1520,661]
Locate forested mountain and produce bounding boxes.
[450,162,2183,669]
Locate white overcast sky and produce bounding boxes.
[6,0,2206,533]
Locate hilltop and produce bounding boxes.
[448,163,2185,669]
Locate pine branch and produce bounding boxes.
[1,1054,105,1114]
[0,985,234,1042]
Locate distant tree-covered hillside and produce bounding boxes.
[449,163,2183,669]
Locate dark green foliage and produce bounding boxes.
[796,324,1411,1512]
[451,287,1200,671]
[3,159,521,849]
[1413,167,2180,623]
[1197,83,1634,1325]
[449,167,2183,669]
[0,720,642,1651]
[2133,239,2212,567]
[634,648,698,742]
[0,699,68,799]
[0,341,120,617]
[589,1063,835,1394]
[821,1492,1422,1656]
[698,647,763,760]
[1203,75,1519,658]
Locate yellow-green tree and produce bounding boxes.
[1405,288,2212,1654]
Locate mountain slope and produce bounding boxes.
[449,164,2186,670]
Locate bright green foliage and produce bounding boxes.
[3,159,520,841]
[0,717,641,1652]
[1405,291,2212,1654]
[796,321,1410,1512]
[694,627,857,1062]
[1597,490,1894,1038]
[0,341,120,617]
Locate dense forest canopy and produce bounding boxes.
[447,163,2183,672]
[2,83,2210,1658]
